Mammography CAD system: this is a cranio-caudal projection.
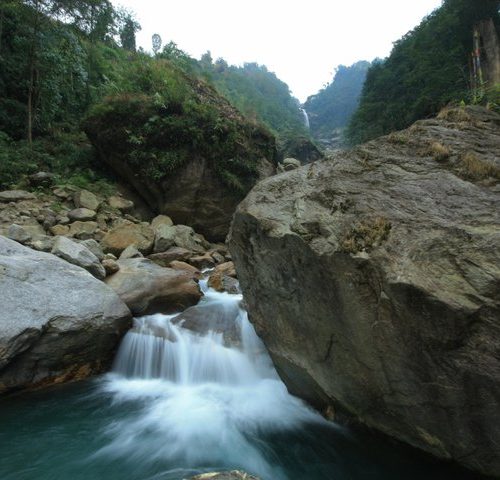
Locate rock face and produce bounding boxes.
[105,258,202,315]
[229,106,500,477]
[0,236,131,394]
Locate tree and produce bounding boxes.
[151,33,161,55]
[346,0,500,145]
[119,12,140,51]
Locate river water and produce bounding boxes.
[0,281,480,480]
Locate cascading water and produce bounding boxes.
[0,278,481,480]
[99,283,327,479]
[300,107,310,129]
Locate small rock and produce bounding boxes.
[56,215,70,225]
[214,261,237,278]
[151,215,173,229]
[186,471,260,480]
[49,224,70,236]
[73,190,100,211]
[108,195,134,212]
[283,157,302,171]
[169,260,201,278]
[79,239,104,260]
[104,253,117,261]
[28,172,55,188]
[29,235,55,252]
[51,236,106,280]
[124,214,141,223]
[68,221,98,240]
[102,258,120,276]
[211,251,225,264]
[68,208,97,221]
[7,224,31,244]
[42,215,57,230]
[153,224,176,253]
[119,245,143,259]
[0,190,36,202]
[94,229,105,242]
[207,261,239,294]
[188,252,215,270]
[148,247,193,267]
[101,221,154,256]
[53,188,70,199]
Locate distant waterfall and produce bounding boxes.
[300,108,310,129]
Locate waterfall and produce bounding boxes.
[99,282,327,479]
[300,108,310,129]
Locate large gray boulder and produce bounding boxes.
[105,258,202,315]
[229,106,500,477]
[0,236,131,394]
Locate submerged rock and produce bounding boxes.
[229,106,500,477]
[105,258,202,315]
[186,472,260,480]
[0,236,131,394]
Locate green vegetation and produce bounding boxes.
[1,1,315,193]
[200,59,307,136]
[347,0,500,145]
[0,0,280,194]
[0,0,138,189]
[84,55,276,194]
[304,61,371,140]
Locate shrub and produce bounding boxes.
[342,216,392,253]
[459,151,500,181]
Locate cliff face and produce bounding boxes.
[229,106,500,477]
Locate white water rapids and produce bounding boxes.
[98,279,329,479]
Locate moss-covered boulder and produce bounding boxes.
[84,60,276,241]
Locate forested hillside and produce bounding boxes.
[346,0,500,145]
[0,0,308,191]
[201,58,307,136]
[304,61,371,141]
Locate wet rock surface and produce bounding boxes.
[185,472,260,480]
[105,258,202,315]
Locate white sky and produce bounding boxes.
[112,0,443,102]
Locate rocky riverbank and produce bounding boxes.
[229,106,500,477]
[0,182,239,394]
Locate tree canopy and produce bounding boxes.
[346,0,500,145]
